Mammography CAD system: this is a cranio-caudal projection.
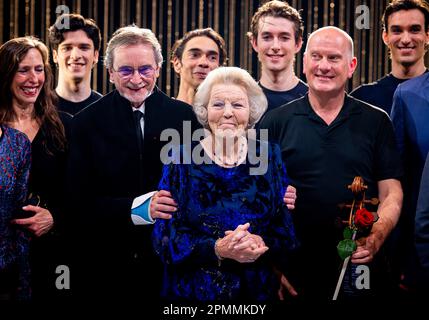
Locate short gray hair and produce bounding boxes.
[104,25,163,69]
[193,67,267,129]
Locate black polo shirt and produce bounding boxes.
[260,93,402,238]
[259,94,403,297]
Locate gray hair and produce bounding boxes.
[104,25,163,69]
[193,67,267,129]
[305,26,354,59]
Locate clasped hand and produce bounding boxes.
[215,223,268,263]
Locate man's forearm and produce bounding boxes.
[373,179,403,247]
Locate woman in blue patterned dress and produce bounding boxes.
[153,67,298,300]
[0,125,31,300]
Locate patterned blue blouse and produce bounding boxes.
[153,140,298,300]
[0,125,31,300]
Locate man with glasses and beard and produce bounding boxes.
[67,26,200,302]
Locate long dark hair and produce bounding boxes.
[0,36,66,152]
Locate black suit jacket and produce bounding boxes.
[67,87,200,299]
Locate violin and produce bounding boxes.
[333,176,379,300]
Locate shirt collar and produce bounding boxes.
[132,89,155,113]
[132,103,145,114]
[295,93,362,117]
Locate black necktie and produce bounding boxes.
[133,110,144,190]
[133,110,144,152]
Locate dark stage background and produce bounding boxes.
[1,0,428,96]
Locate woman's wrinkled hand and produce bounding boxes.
[216,223,269,263]
[12,205,54,237]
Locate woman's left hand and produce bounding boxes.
[12,205,54,237]
[229,233,265,251]
[222,225,269,263]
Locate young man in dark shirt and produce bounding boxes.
[353,0,429,297]
[49,13,102,115]
[171,28,227,105]
[391,73,429,296]
[248,0,307,112]
[350,0,429,114]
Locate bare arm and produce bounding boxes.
[352,178,403,264]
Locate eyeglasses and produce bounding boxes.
[113,65,156,79]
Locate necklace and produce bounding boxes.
[212,136,247,167]
[15,104,35,119]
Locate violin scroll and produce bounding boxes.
[348,176,367,195]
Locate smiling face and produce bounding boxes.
[207,84,250,138]
[53,30,99,82]
[383,9,429,68]
[109,43,160,107]
[303,29,357,96]
[173,36,220,89]
[251,16,302,73]
[11,48,45,107]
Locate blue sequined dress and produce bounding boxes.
[153,140,298,300]
[0,125,32,300]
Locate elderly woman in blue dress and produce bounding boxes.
[153,66,298,300]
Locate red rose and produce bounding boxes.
[354,208,374,229]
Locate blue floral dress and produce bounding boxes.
[153,140,298,300]
[0,125,31,300]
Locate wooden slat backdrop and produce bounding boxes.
[1,0,428,95]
